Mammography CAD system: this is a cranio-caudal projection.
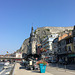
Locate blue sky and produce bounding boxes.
[0,0,75,55]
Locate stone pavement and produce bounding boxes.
[49,63,75,70]
[14,63,53,75]
[46,66,75,75]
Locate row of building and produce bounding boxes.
[39,26,75,64]
[14,26,75,64]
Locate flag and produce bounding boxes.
[7,51,8,53]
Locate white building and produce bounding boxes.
[16,53,22,58]
[41,34,58,60]
[42,34,58,52]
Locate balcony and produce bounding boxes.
[42,43,49,47]
[57,51,68,54]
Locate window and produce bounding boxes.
[74,46,75,51]
[74,37,75,42]
[69,39,70,43]
[67,46,71,52]
[58,48,61,52]
[65,46,67,51]
[71,38,73,43]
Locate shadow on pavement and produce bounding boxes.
[19,66,26,69]
[31,70,40,73]
[49,63,75,71]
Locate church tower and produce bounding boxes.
[29,27,37,54]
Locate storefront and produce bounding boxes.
[68,54,75,64]
[57,54,68,62]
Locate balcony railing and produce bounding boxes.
[57,51,67,54]
[57,50,73,54]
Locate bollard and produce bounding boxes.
[56,63,58,70]
[64,65,66,72]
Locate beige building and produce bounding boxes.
[16,53,22,58]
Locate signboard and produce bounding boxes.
[68,54,75,57]
[29,61,32,65]
[73,37,75,42]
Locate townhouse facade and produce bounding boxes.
[56,27,75,63]
[52,38,58,61]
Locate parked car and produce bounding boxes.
[25,61,33,70]
[33,60,39,70]
[26,59,40,70]
[26,64,33,70]
[20,60,26,66]
[4,61,10,66]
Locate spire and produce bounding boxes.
[30,27,34,36]
[31,27,33,34]
[31,27,33,31]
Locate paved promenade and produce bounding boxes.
[14,63,53,75]
[46,66,75,75]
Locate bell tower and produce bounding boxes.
[30,27,34,37]
[29,27,37,54]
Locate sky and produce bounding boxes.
[0,0,75,55]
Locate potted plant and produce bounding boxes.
[40,48,47,53]
[36,60,48,73]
